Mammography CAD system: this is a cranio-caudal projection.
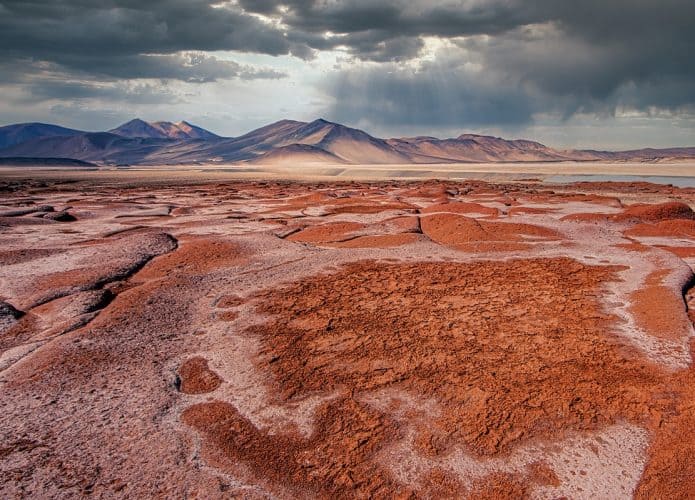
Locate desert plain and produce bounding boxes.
[2,166,695,499]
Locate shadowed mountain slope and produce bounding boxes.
[0,123,85,150]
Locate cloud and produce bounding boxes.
[322,55,539,131]
[20,80,182,105]
[0,0,304,60]
[309,0,695,129]
[321,28,695,134]
[4,1,694,96]
[454,13,695,110]
[59,53,286,83]
[0,0,694,142]
[0,0,301,85]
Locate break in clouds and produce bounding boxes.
[1,0,694,147]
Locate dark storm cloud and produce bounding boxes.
[0,0,305,59]
[4,0,693,85]
[244,0,533,39]
[1,0,694,131]
[0,53,285,86]
[299,0,695,127]
[457,1,695,104]
[50,53,285,83]
[244,0,695,64]
[242,0,535,62]
[322,43,695,132]
[0,0,305,86]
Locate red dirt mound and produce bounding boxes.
[249,259,662,456]
[136,237,247,278]
[421,213,558,247]
[287,217,421,247]
[177,357,222,394]
[563,202,695,225]
[655,246,695,258]
[618,202,694,223]
[629,269,692,340]
[624,219,695,238]
[182,396,405,498]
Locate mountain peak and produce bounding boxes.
[109,119,165,139]
[109,119,219,140]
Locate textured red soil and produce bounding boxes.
[564,201,695,225]
[177,357,222,394]
[630,269,693,341]
[0,248,64,265]
[420,213,558,247]
[247,260,661,455]
[183,396,404,497]
[657,246,695,258]
[1,177,695,498]
[135,236,247,278]
[619,202,695,223]
[625,219,695,238]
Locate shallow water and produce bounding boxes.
[544,174,695,188]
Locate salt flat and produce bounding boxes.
[1,160,695,183]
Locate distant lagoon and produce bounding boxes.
[543,174,695,188]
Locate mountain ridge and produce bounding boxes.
[1,118,694,166]
[108,119,220,140]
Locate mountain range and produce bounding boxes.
[0,118,693,166]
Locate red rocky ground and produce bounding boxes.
[1,177,695,498]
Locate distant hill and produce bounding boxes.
[0,132,174,165]
[0,123,84,149]
[227,118,410,164]
[387,134,576,163]
[0,118,693,166]
[0,157,96,167]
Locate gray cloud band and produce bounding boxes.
[0,0,693,125]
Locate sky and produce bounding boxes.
[1,0,694,150]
